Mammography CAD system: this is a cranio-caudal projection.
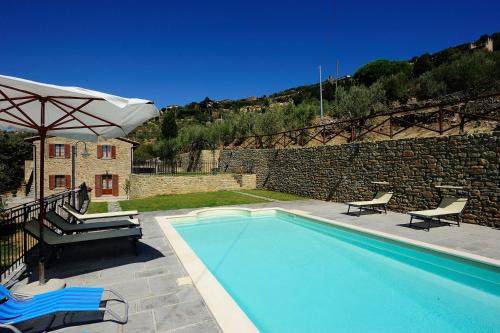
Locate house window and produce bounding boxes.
[97,144,116,159]
[55,175,66,188]
[102,145,112,159]
[54,144,65,158]
[101,174,113,195]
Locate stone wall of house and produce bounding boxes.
[129,174,256,199]
[24,160,34,182]
[220,132,500,227]
[32,137,133,199]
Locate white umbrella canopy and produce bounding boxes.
[0,74,159,140]
[0,74,160,286]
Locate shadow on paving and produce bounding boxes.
[12,239,165,333]
[25,239,165,283]
[343,210,385,217]
[7,312,109,333]
[397,220,459,231]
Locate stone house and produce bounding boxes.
[25,136,138,200]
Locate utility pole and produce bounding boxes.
[335,60,339,116]
[71,145,76,207]
[319,65,324,121]
[336,60,339,91]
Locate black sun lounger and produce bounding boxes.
[24,219,142,258]
[45,210,138,234]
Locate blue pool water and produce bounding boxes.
[172,210,500,333]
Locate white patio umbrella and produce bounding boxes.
[0,74,159,286]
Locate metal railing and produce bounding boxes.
[228,92,500,149]
[132,160,220,175]
[0,183,88,282]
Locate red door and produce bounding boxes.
[102,174,113,195]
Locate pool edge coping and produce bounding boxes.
[156,206,500,332]
[156,215,260,333]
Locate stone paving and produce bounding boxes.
[17,212,222,333]
[107,201,123,213]
[13,199,500,333]
[242,199,500,260]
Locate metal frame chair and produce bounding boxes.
[1,286,128,332]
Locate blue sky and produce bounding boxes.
[1,0,499,107]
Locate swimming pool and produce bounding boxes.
[167,209,500,333]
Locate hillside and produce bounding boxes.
[127,32,500,159]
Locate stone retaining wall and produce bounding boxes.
[129,174,256,199]
[220,132,499,226]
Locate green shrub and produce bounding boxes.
[154,138,180,160]
[412,53,433,77]
[431,50,499,93]
[333,83,386,118]
[416,72,447,99]
[177,124,211,151]
[255,106,285,135]
[0,132,32,194]
[354,60,412,86]
[413,50,500,98]
[160,111,178,139]
[133,143,156,160]
[284,99,318,128]
[127,119,160,143]
[379,72,412,103]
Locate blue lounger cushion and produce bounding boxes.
[0,285,104,324]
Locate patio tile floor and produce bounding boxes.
[13,199,500,333]
[15,212,223,333]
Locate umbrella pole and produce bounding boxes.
[17,128,65,294]
[38,129,47,285]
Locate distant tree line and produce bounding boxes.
[132,45,499,161]
[355,49,500,103]
[0,132,32,195]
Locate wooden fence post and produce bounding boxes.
[460,114,465,134]
[389,114,393,139]
[438,107,443,135]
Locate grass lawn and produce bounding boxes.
[87,202,108,214]
[240,189,305,201]
[119,191,268,212]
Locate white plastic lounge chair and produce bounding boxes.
[347,191,393,216]
[408,197,468,231]
[63,203,138,221]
